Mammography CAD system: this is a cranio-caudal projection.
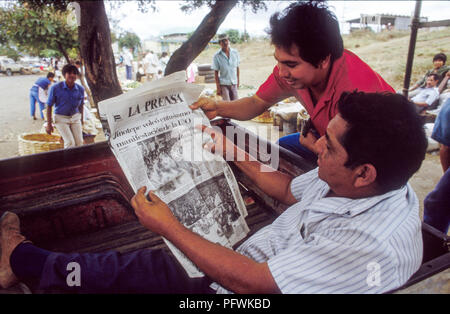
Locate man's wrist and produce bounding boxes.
[160,216,185,240]
[215,100,223,116]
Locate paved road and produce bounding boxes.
[0,74,46,159]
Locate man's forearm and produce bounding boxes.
[46,106,52,123]
[216,95,271,120]
[163,220,279,294]
[214,71,221,93]
[232,147,297,206]
[438,75,449,93]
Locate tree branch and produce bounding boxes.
[165,0,238,76]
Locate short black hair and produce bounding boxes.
[433,53,447,64]
[47,72,55,79]
[428,73,441,82]
[62,64,79,76]
[268,1,343,67]
[337,91,427,193]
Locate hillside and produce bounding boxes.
[194,27,450,92]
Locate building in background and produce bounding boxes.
[347,14,428,32]
[143,33,189,56]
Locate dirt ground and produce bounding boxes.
[0,70,444,219]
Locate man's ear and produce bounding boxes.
[318,55,331,70]
[353,164,377,188]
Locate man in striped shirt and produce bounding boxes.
[1,92,427,293]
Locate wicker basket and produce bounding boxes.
[251,110,273,123]
[18,133,64,156]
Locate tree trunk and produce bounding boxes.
[79,57,96,109]
[77,1,122,109]
[164,0,238,76]
[57,41,71,64]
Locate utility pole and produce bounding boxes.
[243,6,247,42]
[402,0,422,98]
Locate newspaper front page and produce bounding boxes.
[98,71,249,277]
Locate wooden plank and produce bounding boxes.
[419,19,450,28]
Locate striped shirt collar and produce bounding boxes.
[302,178,409,218]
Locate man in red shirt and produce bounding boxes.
[191,1,394,161]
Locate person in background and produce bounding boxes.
[45,64,84,148]
[159,52,170,74]
[29,72,55,120]
[136,63,145,82]
[409,53,449,98]
[212,33,240,101]
[144,50,159,82]
[423,98,450,234]
[53,59,63,81]
[123,48,134,81]
[186,63,198,83]
[437,71,450,106]
[409,73,440,113]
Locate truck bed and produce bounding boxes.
[0,119,448,293]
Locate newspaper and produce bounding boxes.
[98,71,249,277]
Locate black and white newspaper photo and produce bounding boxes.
[98,71,249,277]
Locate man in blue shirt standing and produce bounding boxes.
[212,34,240,101]
[29,72,55,120]
[46,64,84,148]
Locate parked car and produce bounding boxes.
[0,57,23,76]
[18,61,42,74]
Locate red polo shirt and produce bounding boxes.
[256,49,395,136]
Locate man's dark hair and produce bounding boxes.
[337,91,427,193]
[433,53,447,64]
[46,72,55,79]
[62,64,79,76]
[428,73,441,82]
[268,1,343,67]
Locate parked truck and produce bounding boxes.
[0,119,448,294]
[0,57,23,76]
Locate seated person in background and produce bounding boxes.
[437,71,450,106]
[424,98,450,234]
[409,53,449,98]
[0,92,427,294]
[410,73,440,113]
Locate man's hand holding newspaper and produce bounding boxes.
[98,71,249,278]
[131,187,179,236]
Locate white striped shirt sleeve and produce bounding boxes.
[290,168,320,201]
